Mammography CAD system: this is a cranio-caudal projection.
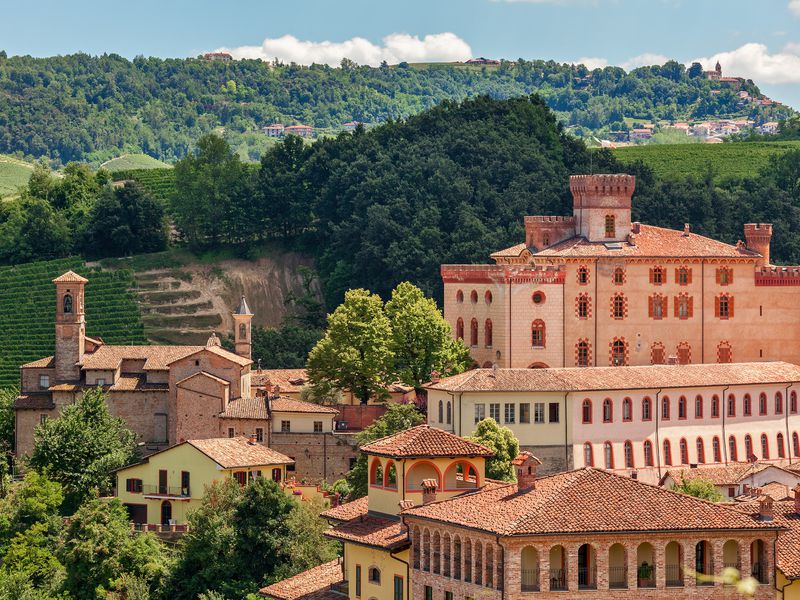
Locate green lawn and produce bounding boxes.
[101,154,171,172]
[0,155,35,197]
[613,141,800,181]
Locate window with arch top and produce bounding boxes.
[239,323,247,339]
[623,440,634,468]
[484,319,493,348]
[622,397,632,422]
[385,462,397,489]
[583,442,594,467]
[368,567,381,584]
[581,398,592,424]
[531,320,546,348]
[729,435,738,462]
[603,441,614,469]
[470,318,478,346]
[63,293,73,314]
[369,459,384,486]
[604,214,616,238]
[602,398,613,423]
[456,318,464,340]
[712,437,721,462]
[578,266,590,285]
[643,440,653,466]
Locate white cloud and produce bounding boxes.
[574,56,608,70]
[621,53,670,70]
[214,33,472,66]
[790,0,800,16]
[693,42,800,84]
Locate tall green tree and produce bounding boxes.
[385,282,471,389]
[673,476,723,502]
[307,289,394,405]
[0,471,63,546]
[0,197,71,264]
[468,418,520,482]
[28,388,137,512]
[346,404,425,498]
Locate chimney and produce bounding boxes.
[683,223,691,236]
[421,478,438,505]
[758,495,774,521]
[513,451,542,491]
[794,484,800,514]
[430,370,440,384]
[248,433,257,445]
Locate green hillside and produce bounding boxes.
[0,154,34,197]
[613,141,800,180]
[101,154,171,172]
[0,258,147,387]
[111,168,176,203]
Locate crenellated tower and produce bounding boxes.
[744,223,773,267]
[570,174,635,242]
[53,271,88,381]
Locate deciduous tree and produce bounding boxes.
[468,418,520,482]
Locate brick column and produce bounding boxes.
[763,536,774,586]
[654,543,666,589]
[421,529,428,572]
[627,543,639,590]
[740,538,751,583]
[539,546,551,592]
[501,541,516,594]
[682,541,696,588]
[464,538,472,583]
[566,543,579,592]
[712,539,725,588]
[595,542,609,591]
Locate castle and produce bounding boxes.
[442,173,800,369]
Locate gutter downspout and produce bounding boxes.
[654,389,662,480]
[701,260,705,363]
[389,544,410,600]
[562,273,566,368]
[458,392,463,437]
[564,392,569,468]
[721,385,730,464]
[786,384,794,464]
[594,258,599,367]
[508,279,512,367]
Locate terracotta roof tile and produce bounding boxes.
[13,393,54,410]
[662,462,800,487]
[252,369,309,393]
[403,468,778,535]
[359,425,494,458]
[20,356,54,369]
[187,437,293,469]
[321,496,369,522]
[173,345,252,367]
[219,397,269,420]
[52,271,88,283]
[774,501,800,578]
[81,345,204,371]
[324,514,409,550]
[426,362,800,393]
[271,398,339,414]
[736,483,794,502]
[259,560,343,600]
[49,374,169,393]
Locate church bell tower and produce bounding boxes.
[53,271,88,382]
[233,296,253,360]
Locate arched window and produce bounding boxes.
[651,342,665,365]
[717,341,731,363]
[470,318,478,346]
[577,340,590,367]
[582,399,592,424]
[484,319,493,347]
[456,290,464,303]
[677,266,690,285]
[605,214,616,238]
[602,398,613,423]
[531,320,546,348]
[642,397,652,421]
[577,294,590,319]
[612,294,626,319]
[485,290,493,305]
[624,441,634,468]
[760,434,769,460]
[578,266,590,285]
[776,392,784,415]
[712,437,721,463]
[679,438,689,464]
[650,294,665,320]
[729,436,738,462]
[759,393,767,415]
[676,342,691,365]
[777,433,786,459]
[663,439,672,466]
[727,394,736,417]
[643,440,653,466]
[745,435,754,461]
[63,293,73,314]
[744,394,752,416]
[603,442,614,469]
[792,391,798,414]
[794,432,800,458]
[583,443,594,467]
[678,396,687,419]
[716,293,733,319]
[611,339,627,366]
[470,290,478,304]
[239,323,247,339]
[711,395,720,418]
[368,567,381,584]
[456,318,464,340]
[438,400,444,423]
[696,438,705,464]
[650,266,665,285]
[613,267,625,285]
[385,462,397,489]
[662,396,670,420]
[446,402,452,425]
[695,395,703,418]
[370,459,384,486]
[622,398,632,422]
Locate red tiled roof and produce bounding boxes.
[426,362,800,393]
[271,398,339,414]
[48,374,169,393]
[13,393,54,410]
[359,425,493,458]
[52,271,88,283]
[321,496,369,522]
[219,396,269,420]
[20,356,54,369]
[81,345,204,370]
[252,369,308,391]
[491,223,759,259]
[324,514,409,550]
[661,462,800,487]
[403,468,778,536]
[774,501,800,578]
[187,437,293,469]
[736,483,794,502]
[259,560,343,600]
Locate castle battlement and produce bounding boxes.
[755,266,800,286]
[569,174,636,195]
[441,264,566,285]
[524,216,576,224]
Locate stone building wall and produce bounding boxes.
[269,432,359,484]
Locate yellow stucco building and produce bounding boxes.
[114,436,293,527]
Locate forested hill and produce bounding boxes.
[0,52,793,163]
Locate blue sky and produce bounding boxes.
[1,0,799,107]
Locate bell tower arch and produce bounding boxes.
[53,271,88,381]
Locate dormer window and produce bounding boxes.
[63,293,73,314]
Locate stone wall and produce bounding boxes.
[269,432,359,484]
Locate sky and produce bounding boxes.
[1,0,799,107]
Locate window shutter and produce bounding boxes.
[688,297,694,318]
[714,296,720,318]
[674,269,679,284]
[661,296,668,316]
[687,268,692,284]
[649,268,654,284]
[648,296,653,318]
[729,296,734,318]
[728,269,733,284]
[674,296,679,318]
[716,269,721,284]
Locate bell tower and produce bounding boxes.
[233,296,253,360]
[53,271,88,381]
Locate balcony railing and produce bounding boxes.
[549,568,567,591]
[142,484,190,497]
[608,566,627,589]
[578,566,597,590]
[665,564,684,587]
[752,562,767,584]
[521,568,540,592]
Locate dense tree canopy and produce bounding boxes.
[468,418,521,482]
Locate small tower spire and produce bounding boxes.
[232,295,254,360]
[53,271,88,381]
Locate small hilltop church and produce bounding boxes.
[13,272,340,476]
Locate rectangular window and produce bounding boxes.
[281,420,291,433]
[548,402,560,423]
[355,565,362,598]
[181,471,190,496]
[393,576,403,600]
[474,403,485,424]
[96,378,106,386]
[255,428,263,442]
[158,469,167,494]
[489,403,500,421]
[39,414,47,425]
[504,403,515,424]
[519,403,530,424]
[39,374,49,389]
[314,421,323,433]
[125,478,143,493]
[424,587,432,600]
[445,593,453,600]
[534,402,545,424]
[228,427,235,438]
